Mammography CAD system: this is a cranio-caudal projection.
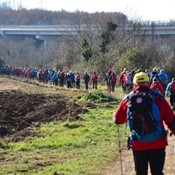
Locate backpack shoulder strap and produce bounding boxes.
[148,89,164,99]
[123,90,135,101]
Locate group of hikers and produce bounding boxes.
[117,67,175,110]
[113,69,175,175]
[118,67,168,94]
[1,65,175,101]
[1,64,175,174]
[0,65,98,90]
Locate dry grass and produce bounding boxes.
[0,76,86,97]
[101,134,175,175]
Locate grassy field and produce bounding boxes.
[0,76,125,175]
[1,76,174,175]
[1,109,119,175]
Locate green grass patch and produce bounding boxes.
[70,91,118,104]
[0,102,127,175]
[86,91,115,102]
[0,86,126,175]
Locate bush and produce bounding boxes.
[86,91,116,103]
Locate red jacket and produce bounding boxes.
[119,72,126,85]
[91,73,97,82]
[150,82,165,96]
[113,85,175,151]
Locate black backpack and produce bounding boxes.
[126,91,164,143]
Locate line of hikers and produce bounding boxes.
[1,65,175,105]
[1,65,119,92]
[103,67,170,95]
[117,67,175,110]
[0,65,98,90]
[118,67,168,94]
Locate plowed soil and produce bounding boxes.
[0,77,85,141]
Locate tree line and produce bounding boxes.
[0,7,175,79]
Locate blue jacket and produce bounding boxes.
[166,81,175,96]
[158,71,168,85]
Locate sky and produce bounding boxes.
[2,0,175,22]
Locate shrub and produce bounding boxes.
[86,91,116,103]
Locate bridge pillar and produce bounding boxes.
[36,39,44,48]
[44,41,48,47]
[151,22,156,41]
[0,30,3,36]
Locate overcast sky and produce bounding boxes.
[2,0,175,22]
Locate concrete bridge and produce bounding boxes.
[0,23,175,42]
[0,25,80,42]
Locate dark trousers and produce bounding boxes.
[92,81,97,89]
[75,80,80,89]
[85,81,89,90]
[111,82,116,92]
[170,94,175,108]
[133,148,165,175]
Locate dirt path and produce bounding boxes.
[104,135,175,175]
[103,97,175,175]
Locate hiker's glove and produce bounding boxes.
[113,119,119,125]
[170,132,173,137]
[168,118,175,135]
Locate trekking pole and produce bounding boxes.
[174,137,175,160]
[117,124,123,175]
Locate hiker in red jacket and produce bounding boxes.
[119,68,127,93]
[113,72,175,175]
[150,77,165,96]
[91,72,97,89]
[110,72,117,92]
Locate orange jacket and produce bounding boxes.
[113,85,175,151]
